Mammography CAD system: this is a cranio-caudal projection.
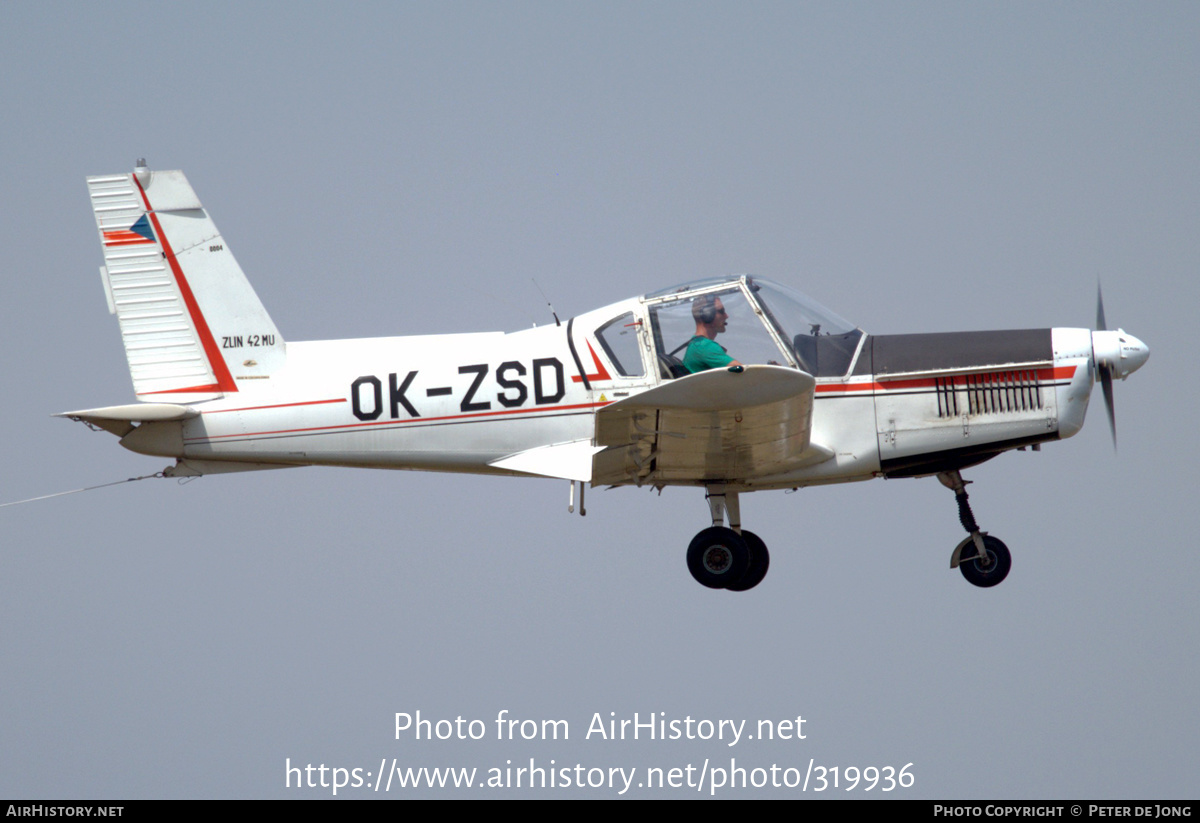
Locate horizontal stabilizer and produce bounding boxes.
[56,403,198,436]
[489,439,605,482]
[164,459,299,477]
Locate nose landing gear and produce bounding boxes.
[938,471,1011,588]
[686,486,771,591]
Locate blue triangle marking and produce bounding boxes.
[129,214,155,242]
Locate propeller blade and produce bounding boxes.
[1096,284,1107,331]
[1099,363,1116,449]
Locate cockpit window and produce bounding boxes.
[594,312,645,377]
[649,287,792,377]
[643,276,864,379]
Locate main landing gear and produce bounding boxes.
[938,471,1011,588]
[687,486,770,591]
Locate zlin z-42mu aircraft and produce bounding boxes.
[63,161,1150,592]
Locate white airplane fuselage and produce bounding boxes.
[67,163,1149,590]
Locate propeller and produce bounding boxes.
[1090,284,1150,450]
[1096,286,1117,448]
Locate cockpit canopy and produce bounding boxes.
[642,275,863,378]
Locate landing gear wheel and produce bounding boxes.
[959,535,1011,588]
[687,527,750,589]
[726,530,770,591]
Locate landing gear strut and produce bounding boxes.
[938,471,1011,588]
[686,486,771,591]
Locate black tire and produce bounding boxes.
[959,535,1011,588]
[687,527,750,589]
[726,530,770,591]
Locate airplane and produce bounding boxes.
[61,160,1150,592]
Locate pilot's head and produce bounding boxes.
[692,295,728,334]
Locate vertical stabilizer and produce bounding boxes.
[87,161,285,402]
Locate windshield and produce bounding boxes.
[749,278,863,377]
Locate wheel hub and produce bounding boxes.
[703,545,732,574]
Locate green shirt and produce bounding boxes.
[682,335,733,373]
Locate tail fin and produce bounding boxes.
[87,160,285,401]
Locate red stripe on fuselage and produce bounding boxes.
[814,365,1077,393]
[185,399,611,443]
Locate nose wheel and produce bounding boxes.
[956,533,1011,588]
[939,471,1012,588]
[687,487,772,591]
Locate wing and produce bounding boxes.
[592,365,831,486]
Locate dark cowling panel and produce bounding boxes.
[858,329,1053,376]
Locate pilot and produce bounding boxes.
[683,295,743,373]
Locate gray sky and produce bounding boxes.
[1,2,1196,798]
